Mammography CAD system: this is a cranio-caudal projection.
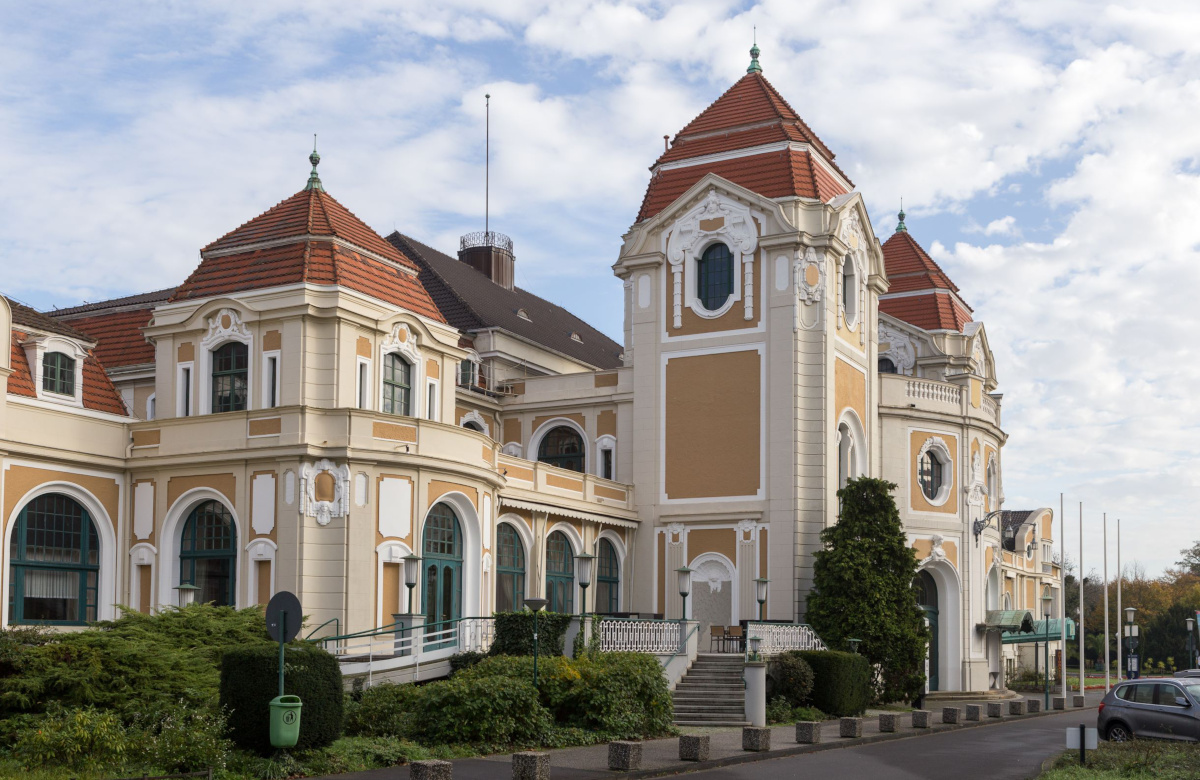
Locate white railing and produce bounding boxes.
[323,616,495,673]
[598,618,686,654]
[746,622,828,656]
[905,379,962,406]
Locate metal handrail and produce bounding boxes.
[313,615,494,648]
[665,621,701,668]
[304,617,341,641]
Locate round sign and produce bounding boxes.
[266,590,302,643]
[283,710,298,725]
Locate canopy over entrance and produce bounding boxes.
[977,610,1035,633]
[1001,618,1076,645]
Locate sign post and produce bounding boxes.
[1066,724,1098,766]
[266,591,303,749]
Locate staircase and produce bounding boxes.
[672,653,748,727]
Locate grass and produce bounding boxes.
[1040,739,1200,779]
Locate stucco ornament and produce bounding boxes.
[966,451,986,508]
[694,558,732,594]
[382,322,420,362]
[665,189,758,327]
[971,336,985,374]
[668,522,686,546]
[879,322,917,374]
[301,459,351,526]
[921,534,947,564]
[200,308,251,349]
[736,518,757,541]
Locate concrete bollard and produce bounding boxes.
[941,707,961,724]
[795,721,822,744]
[1052,696,1066,710]
[878,713,899,732]
[1073,694,1087,708]
[1027,699,1042,713]
[965,704,983,721]
[608,741,642,771]
[911,710,932,728]
[987,702,1003,718]
[679,734,710,762]
[410,760,453,780]
[512,752,549,780]
[839,717,863,738]
[1008,700,1027,716]
[742,726,771,752]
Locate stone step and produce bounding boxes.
[673,688,745,696]
[673,705,746,715]
[673,691,746,699]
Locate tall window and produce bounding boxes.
[179,500,237,606]
[383,354,412,416]
[919,451,943,501]
[696,243,734,311]
[601,449,614,480]
[538,426,585,473]
[9,494,99,625]
[422,503,462,648]
[495,524,525,612]
[545,531,574,613]
[211,343,249,413]
[878,357,897,374]
[595,539,619,614]
[42,352,75,396]
[842,255,859,326]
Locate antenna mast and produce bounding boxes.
[485,93,491,237]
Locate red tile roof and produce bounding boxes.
[7,331,129,415]
[8,333,36,398]
[879,294,973,332]
[879,230,973,332]
[64,307,155,368]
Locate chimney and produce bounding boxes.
[459,231,515,290]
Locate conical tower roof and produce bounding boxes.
[879,221,972,332]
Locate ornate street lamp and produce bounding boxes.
[575,553,595,616]
[525,597,549,688]
[847,638,862,654]
[403,554,421,614]
[1042,589,1054,711]
[676,567,693,623]
[754,577,769,621]
[174,582,200,608]
[748,635,762,662]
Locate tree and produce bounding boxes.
[1178,541,1200,576]
[806,477,929,704]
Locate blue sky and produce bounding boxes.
[4,0,1200,577]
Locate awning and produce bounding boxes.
[977,610,1035,633]
[1002,618,1076,645]
[498,497,639,529]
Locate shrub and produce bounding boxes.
[490,611,573,657]
[220,642,344,754]
[771,651,815,706]
[799,650,871,717]
[13,705,132,770]
[344,683,421,738]
[408,675,551,745]
[132,703,232,774]
[449,650,487,674]
[766,697,793,724]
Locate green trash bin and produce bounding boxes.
[269,694,303,748]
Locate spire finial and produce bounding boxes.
[305,134,324,192]
[897,198,907,232]
[747,32,762,74]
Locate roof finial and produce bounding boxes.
[305,134,324,192]
[747,31,762,74]
[897,198,907,232]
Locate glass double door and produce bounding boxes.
[422,504,463,650]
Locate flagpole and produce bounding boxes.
[1060,493,1066,696]
[1078,502,1084,699]
[1103,512,1110,693]
[1116,518,1122,682]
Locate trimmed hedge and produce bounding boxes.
[344,683,420,739]
[219,643,344,754]
[490,611,573,657]
[798,650,871,717]
[408,675,551,745]
[770,651,815,706]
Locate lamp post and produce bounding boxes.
[748,635,762,662]
[848,638,862,654]
[575,553,595,616]
[754,578,769,621]
[402,554,421,614]
[1186,616,1197,670]
[1042,590,1053,711]
[1124,607,1138,680]
[525,597,548,688]
[675,567,693,623]
[174,582,200,608]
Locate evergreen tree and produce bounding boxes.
[806,477,929,703]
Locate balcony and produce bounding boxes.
[497,453,637,523]
[880,373,1001,427]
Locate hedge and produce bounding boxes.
[769,651,815,707]
[798,650,871,717]
[408,675,551,745]
[219,643,344,754]
[489,611,573,657]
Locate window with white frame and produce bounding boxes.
[356,359,370,409]
[916,437,954,506]
[382,353,413,416]
[177,363,193,417]
[841,254,859,328]
[262,351,280,408]
[147,394,156,421]
[211,342,249,413]
[426,379,439,421]
[596,435,616,480]
[21,335,87,407]
[42,351,76,396]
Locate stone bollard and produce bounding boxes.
[512,752,549,780]
[795,721,822,744]
[679,734,710,762]
[608,741,642,771]
[911,710,932,728]
[1008,700,1027,716]
[965,704,983,721]
[987,702,1003,718]
[839,717,863,738]
[410,760,453,780]
[742,726,771,752]
[1052,696,1066,710]
[1027,699,1042,713]
[878,713,899,733]
[941,707,961,724]
[1072,695,1087,708]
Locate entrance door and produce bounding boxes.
[916,570,940,692]
[422,503,463,650]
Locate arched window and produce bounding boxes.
[595,539,619,614]
[495,523,525,612]
[878,357,897,374]
[545,531,574,613]
[538,426,585,473]
[211,342,249,413]
[42,352,76,396]
[422,503,462,648]
[696,243,734,311]
[180,500,237,606]
[9,494,99,625]
[919,451,944,501]
[383,353,412,416]
[842,255,859,327]
[463,421,484,433]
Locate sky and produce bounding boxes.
[3,1,1198,577]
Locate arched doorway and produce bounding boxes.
[180,500,237,606]
[9,493,100,625]
[422,503,463,648]
[916,570,939,692]
[691,554,735,647]
[545,531,574,613]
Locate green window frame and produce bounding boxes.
[422,503,463,649]
[9,494,99,626]
[211,342,248,413]
[595,538,619,614]
[545,531,574,613]
[537,426,585,473]
[495,523,525,612]
[696,243,734,311]
[180,500,237,606]
[383,353,412,416]
[41,352,75,396]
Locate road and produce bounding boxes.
[680,710,1091,780]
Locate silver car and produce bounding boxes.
[1098,678,1200,742]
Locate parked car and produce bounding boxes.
[1098,678,1200,742]
[1174,669,1200,678]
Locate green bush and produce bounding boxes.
[13,705,132,770]
[771,651,815,706]
[220,642,344,754]
[132,703,232,774]
[490,611,573,657]
[408,675,551,745]
[344,683,421,738]
[449,650,487,674]
[799,650,871,717]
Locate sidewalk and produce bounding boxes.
[319,690,1104,780]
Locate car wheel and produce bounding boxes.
[1106,723,1132,742]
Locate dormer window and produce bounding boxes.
[42,352,76,396]
[211,342,249,413]
[517,308,531,322]
[570,331,583,343]
[697,243,734,311]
